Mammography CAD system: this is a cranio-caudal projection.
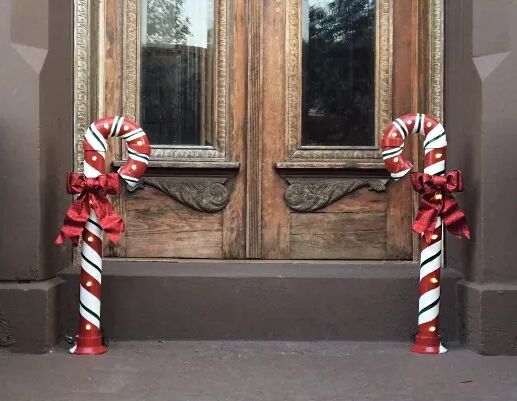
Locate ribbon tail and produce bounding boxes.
[442,195,471,240]
[92,198,126,244]
[412,205,440,244]
[55,197,90,246]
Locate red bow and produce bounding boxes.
[411,170,471,244]
[55,172,125,246]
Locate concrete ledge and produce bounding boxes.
[59,261,462,342]
[0,278,62,353]
[458,281,517,355]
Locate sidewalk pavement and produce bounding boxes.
[1,341,516,401]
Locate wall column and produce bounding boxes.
[0,0,72,352]
[446,0,517,355]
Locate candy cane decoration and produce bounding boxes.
[382,113,448,354]
[56,116,150,355]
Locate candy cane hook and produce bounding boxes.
[57,116,150,355]
[382,113,448,354]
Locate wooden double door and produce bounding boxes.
[98,0,437,260]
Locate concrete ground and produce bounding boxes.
[1,341,516,401]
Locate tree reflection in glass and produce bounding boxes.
[302,0,376,147]
[140,0,215,146]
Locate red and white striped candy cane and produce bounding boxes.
[71,116,150,355]
[381,113,447,355]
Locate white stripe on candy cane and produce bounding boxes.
[82,241,103,270]
[419,287,441,313]
[80,285,101,316]
[424,124,446,150]
[394,119,409,139]
[86,125,107,151]
[391,167,412,181]
[424,160,445,176]
[85,218,103,239]
[81,256,102,284]
[83,161,102,178]
[413,113,426,134]
[418,300,440,325]
[79,304,101,329]
[120,128,146,141]
[128,149,150,163]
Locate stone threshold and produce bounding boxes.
[58,261,462,343]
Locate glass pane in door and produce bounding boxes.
[302,0,376,146]
[140,0,215,145]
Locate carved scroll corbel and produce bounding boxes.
[138,177,231,213]
[283,178,388,212]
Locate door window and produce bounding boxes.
[302,0,376,146]
[140,0,215,146]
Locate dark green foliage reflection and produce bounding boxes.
[302,0,376,146]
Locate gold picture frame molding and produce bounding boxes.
[123,0,228,160]
[285,0,392,162]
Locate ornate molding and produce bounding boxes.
[246,0,263,257]
[429,0,444,121]
[285,0,393,161]
[73,0,90,172]
[139,177,231,213]
[123,0,229,161]
[283,178,388,212]
[123,0,138,121]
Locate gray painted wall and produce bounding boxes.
[0,0,72,281]
[446,0,517,354]
[0,0,71,352]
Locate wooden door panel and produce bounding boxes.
[101,0,246,259]
[258,0,423,260]
[289,190,388,259]
[92,0,439,260]
[125,190,224,258]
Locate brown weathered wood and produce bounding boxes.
[261,0,290,259]
[276,161,384,170]
[291,212,386,235]
[315,188,387,214]
[125,189,223,258]
[290,231,387,260]
[104,0,125,257]
[245,0,263,258]
[223,0,247,259]
[386,0,419,260]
